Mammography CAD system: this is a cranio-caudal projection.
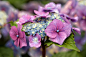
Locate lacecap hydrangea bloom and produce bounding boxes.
[9,2,80,48]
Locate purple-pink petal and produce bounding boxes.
[28,34,41,48]
[56,4,61,12]
[51,19,63,30]
[14,38,19,47]
[50,32,67,45]
[38,6,44,12]
[29,42,41,48]
[45,22,57,38]
[45,2,55,9]
[18,14,34,25]
[61,23,71,37]
[72,27,81,35]
[80,20,86,31]
[34,10,49,17]
[19,36,27,48]
[10,26,18,40]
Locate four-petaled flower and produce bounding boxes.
[28,34,41,48]
[10,24,27,48]
[17,14,35,25]
[45,19,71,45]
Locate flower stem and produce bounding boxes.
[41,39,46,57]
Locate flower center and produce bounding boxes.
[57,30,59,32]
[16,35,19,38]
[33,37,38,43]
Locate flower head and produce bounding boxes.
[10,24,27,48]
[45,19,71,45]
[28,34,41,48]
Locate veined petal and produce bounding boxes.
[50,32,67,45]
[19,37,27,48]
[45,22,57,38]
[10,26,18,40]
[14,38,19,47]
[28,35,33,43]
[51,19,63,30]
[61,23,71,37]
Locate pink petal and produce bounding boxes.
[30,16,35,20]
[14,38,19,47]
[10,26,18,40]
[45,2,55,9]
[51,9,59,13]
[19,37,27,48]
[28,34,41,42]
[34,10,41,16]
[28,35,33,43]
[80,20,86,31]
[17,24,24,38]
[56,4,61,12]
[45,23,57,38]
[34,10,49,16]
[50,32,67,45]
[36,34,41,42]
[52,19,63,30]
[38,6,43,12]
[18,24,22,32]
[44,12,49,16]
[72,27,81,35]
[29,42,41,48]
[19,14,31,24]
[61,23,71,37]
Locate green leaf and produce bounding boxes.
[9,19,19,27]
[81,43,86,57]
[0,47,13,57]
[45,33,80,52]
[52,51,81,57]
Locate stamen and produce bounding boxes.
[16,35,19,38]
[33,37,38,43]
[57,30,59,32]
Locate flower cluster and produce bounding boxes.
[9,2,80,48]
[0,11,8,28]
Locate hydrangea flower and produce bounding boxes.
[28,34,41,48]
[38,2,61,13]
[10,24,27,48]
[0,11,8,27]
[34,10,50,18]
[76,5,86,31]
[17,14,35,25]
[61,0,77,16]
[45,19,71,45]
